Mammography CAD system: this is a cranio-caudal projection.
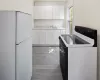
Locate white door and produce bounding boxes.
[54,30,61,45]
[16,38,32,80]
[52,6,64,19]
[32,30,40,44]
[16,12,32,44]
[34,6,52,19]
[39,30,46,44]
[60,29,66,35]
[46,30,55,44]
[0,11,16,80]
[46,30,61,45]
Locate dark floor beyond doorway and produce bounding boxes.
[32,47,63,80]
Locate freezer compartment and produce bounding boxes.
[16,12,32,44]
[16,37,32,80]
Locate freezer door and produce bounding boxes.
[16,12,32,44]
[16,38,32,80]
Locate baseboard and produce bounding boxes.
[32,44,59,47]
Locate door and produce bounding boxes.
[54,30,61,45]
[59,38,68,80]
[46,30,61,45]
[0,11,16,80]
[39,30,46,44]
[60,29,66,35]
[34,6,52,19]
[16,38,32,80]
[16,12,32,44]
[46,30,55,44]
[32,30,40,44]
[52,6,64,19]
[59,38,65,79]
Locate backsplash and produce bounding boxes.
[34,19,64,28]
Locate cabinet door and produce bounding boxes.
[39,30,46,44]
[34,6,52,19]
[54,30,61,45]
[46,30,54,44]
[32,30,40,44]
[46,30,61,45]
[52,6,64,19]
[16,38,32,80]
[60,29,66,35]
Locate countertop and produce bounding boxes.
[32,27,65,30]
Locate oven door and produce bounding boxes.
[59,37,68,80]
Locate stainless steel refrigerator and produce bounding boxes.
[0,11,32,80]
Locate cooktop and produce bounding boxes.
[61,35,90,45]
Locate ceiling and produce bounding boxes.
[34,0,66,1]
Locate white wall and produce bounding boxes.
[67,0,73,7]
[74,0,100,80]
[0,0,33,14]
[35,0,66,1]
[34,1,65,6]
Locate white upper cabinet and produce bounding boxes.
[52,6,64,19]
[34,6,52,19]
[34,6,64,19]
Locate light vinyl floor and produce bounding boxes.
[32,47,63,80]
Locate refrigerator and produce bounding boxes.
[0,11,32,80]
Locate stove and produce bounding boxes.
[59,26,97,80]
[61,35,89,45]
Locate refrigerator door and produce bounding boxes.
[16,37,32,80]
[16,12,32,44]
[0,11,16,80]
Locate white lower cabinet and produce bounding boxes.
[53,30,61,45]
[46,30,55,44]
[33,30,40,44]
[39,30,46,44]
[60,29,66,34]
[32,29,66,45]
